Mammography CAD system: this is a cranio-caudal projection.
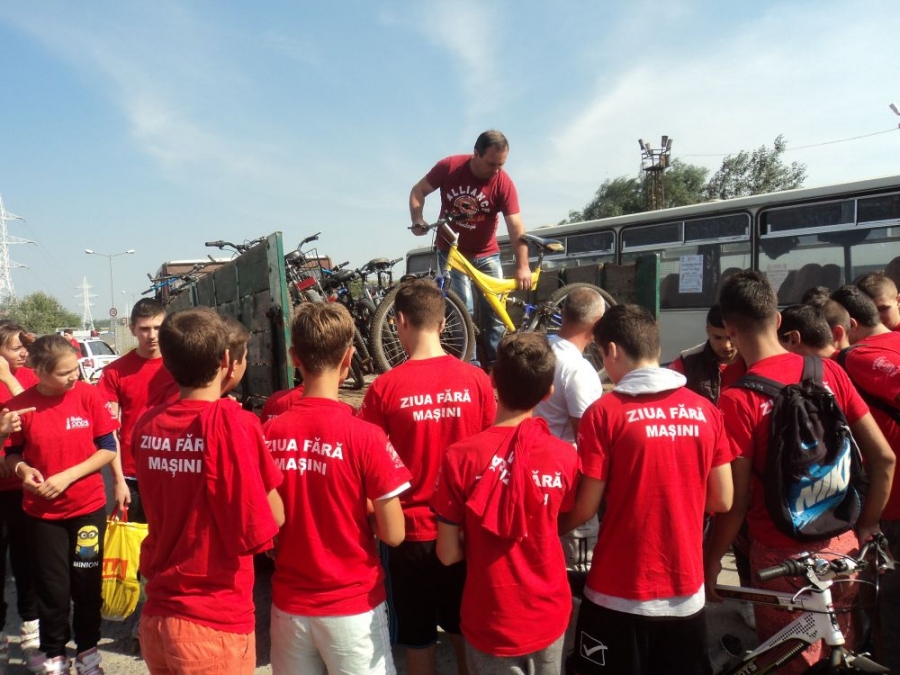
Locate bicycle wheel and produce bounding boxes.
[529,282,617,372]
[370,283,475,373]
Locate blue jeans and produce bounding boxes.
[438,251,505,366]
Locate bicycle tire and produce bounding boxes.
[530,282,617,372]
[345,351,365,390]
[353,328,374,375]
[355,297,378,343]
[370,283,475,373]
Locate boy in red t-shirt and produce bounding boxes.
[830,284,900,672]
[359,279,495,675]
[133,307,283,675]
[97,298,178,523]
[706,272,895,674]
[561,305,734,675]
[264,302,410,675]
[431,332,578,674]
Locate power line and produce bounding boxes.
[680,127,899,158]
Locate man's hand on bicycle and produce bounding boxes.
[411,220,429,236]
[514,264,533,291]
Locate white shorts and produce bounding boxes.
[270,601,396,675]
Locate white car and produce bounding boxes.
[76,338,119,383]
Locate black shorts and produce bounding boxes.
[568,599,707,675]
[382,539,466,648]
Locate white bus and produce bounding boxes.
[405,174,900,362]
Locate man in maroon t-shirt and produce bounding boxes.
[410,130,531,366]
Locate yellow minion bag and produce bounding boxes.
[101,508,149,621]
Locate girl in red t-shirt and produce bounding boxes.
[0,322,41,669]
[4,335,119,675]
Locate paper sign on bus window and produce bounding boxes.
[679,255,704,294]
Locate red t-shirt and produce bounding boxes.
[718,353,868,549]
[97,350,179,477]
[259,386,304,424]
[8,381,119,519]
[579,386,734,600]
[0,367,39,492]
[426,155,520,258]
[836,331,900,519]
[263,398,412,616]
[430,425,577,657]
[358,355,496,541]
[134,398,281,634]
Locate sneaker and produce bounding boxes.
[42,656,70,675]
[737,601,756,630]
[20,619,40,651]
[25,649,49,674]
[74,647,103,675]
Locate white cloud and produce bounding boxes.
[521,1,899,225]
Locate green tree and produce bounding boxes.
[565,160,709,223]
[704,135,806,201]
[1,292,82,335]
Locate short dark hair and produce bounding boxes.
[857,271,898,299]
[290,302,354,375]
[830,285,880,328]
[474,130,509,156]
[593,304,659,361]
[562,287,605,325]
[394,279,445,330]
[222,316,250,364]
[779,304,833,350]
[806,296,851,334]
[718,271,778,332]
[159,307,227,388]
[492,333,555,411]
[28,334,79,376]
[131,298,166,326]
[706,304,725,329]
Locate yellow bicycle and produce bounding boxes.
[370,214,615,372]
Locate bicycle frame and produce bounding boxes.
[713,583,886,674]
[438,224,544,332]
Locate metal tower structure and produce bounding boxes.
[0,195,35,305]
[638,136,674,211]
[77,276,96,332]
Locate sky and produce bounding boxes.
[0,0,897,319]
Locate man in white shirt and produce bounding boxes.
[535,286,605,574]
[535,287,605,443]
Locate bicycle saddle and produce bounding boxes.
[367,257,392,270]
[521,233,564,253]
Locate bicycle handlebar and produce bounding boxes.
[756,533,894,582]
[204,240,225,248]
[299,232,321,247]
[757,558,807,582]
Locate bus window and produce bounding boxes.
[621,214,751,309]
[761,199,855,235]
[858,193,900,226]
[758,233,845,304]
[759,195,900,303]
[846,227,899,282]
